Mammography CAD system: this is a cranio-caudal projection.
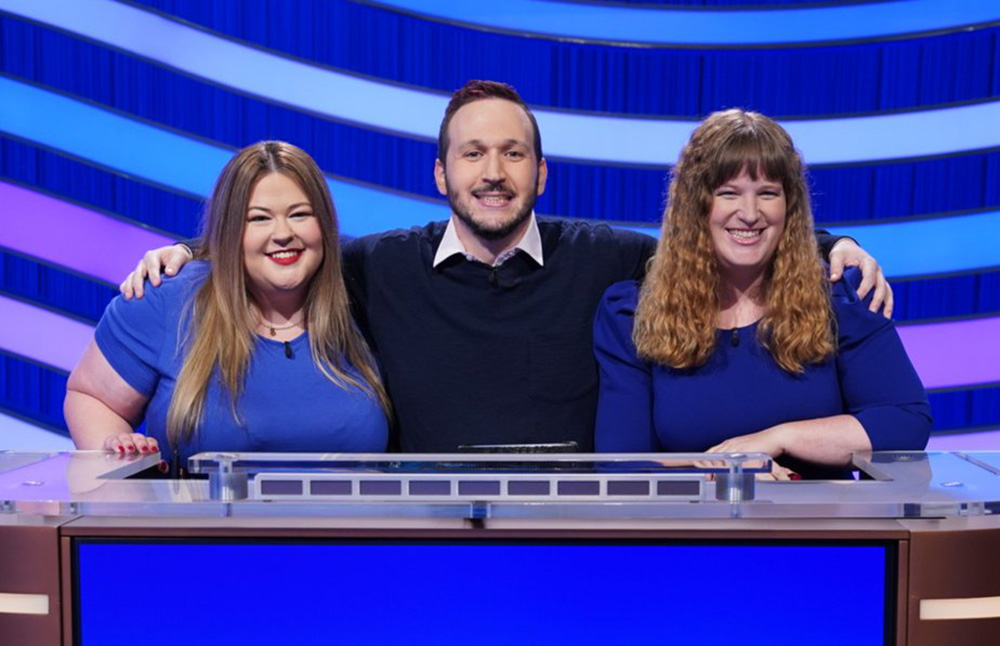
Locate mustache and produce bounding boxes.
[471,180,515,198]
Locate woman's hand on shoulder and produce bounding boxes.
[102,432,159,455]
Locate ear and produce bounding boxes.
[535,158,548,196]
[434,158,448,197]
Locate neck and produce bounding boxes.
[717,271,767,329]
[452,215,531,266]
[250,289,307,327]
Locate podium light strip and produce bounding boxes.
[0,592,49,616]
[0,181,176,286]
[920,595,1000,620]
[4,76,1000,279]
[2,1,1000,165]
[1,291,998,393]
[366,0,1000,47]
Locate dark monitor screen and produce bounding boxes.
[73,538,894,645]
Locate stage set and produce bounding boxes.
[1,450,1000,645]
[3,2,1000,645]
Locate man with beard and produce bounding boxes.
[122,81,888,453]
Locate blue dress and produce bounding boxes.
[95,262,388,465]
[593,269,931,477]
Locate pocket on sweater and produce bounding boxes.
[528,335,597,403]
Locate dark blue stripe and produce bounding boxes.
[0,251,114,325]
[119,0,1000,117]
[0,351,70,433]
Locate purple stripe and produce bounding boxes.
[0,181,176,284]
[898,317,1000,390]
[0,295,93,372]
[927,430,1000,451]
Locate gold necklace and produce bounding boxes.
[258,315,304,337]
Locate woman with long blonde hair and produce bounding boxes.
[66,141,390,469]
[594,110,930,478]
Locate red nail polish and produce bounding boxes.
[789,473,802,481]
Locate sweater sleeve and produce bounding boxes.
[834,268,932,450]
[594,281,660,452]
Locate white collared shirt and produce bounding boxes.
[432,213,545,268]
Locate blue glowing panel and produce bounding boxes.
[3,1,999,165]
[75,540,890,645]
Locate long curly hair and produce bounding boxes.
[165,141,390,447]
[634,109,834,374]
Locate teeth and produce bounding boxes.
[269,251,300,259]
[728,229,761,239]
[476,194,511,206]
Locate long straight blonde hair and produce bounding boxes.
[634,110,834,374]
[165,141,390,447]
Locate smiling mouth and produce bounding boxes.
[726,228,764,244]
[472,190,514,207]
[267,250,303,265]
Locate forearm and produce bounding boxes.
[64,389,136,449]
[773,414,872,467]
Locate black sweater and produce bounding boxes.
[344,218,656,452]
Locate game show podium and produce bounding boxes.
[1,450,999,645]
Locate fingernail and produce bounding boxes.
[140,446,148,453]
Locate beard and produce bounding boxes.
[447,178,538,241]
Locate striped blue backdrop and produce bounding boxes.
[1,0,998,449]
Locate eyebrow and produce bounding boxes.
[247,202,312,213]
[460,138,528,148]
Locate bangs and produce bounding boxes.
[703,123,796,191]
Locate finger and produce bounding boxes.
[854,257,878,299]
[103,437,125,453]
[130,262,148,299]
[131,435,154,454]
[882,281,894,319]
[120,278,133,300]
[867,270,887,314]
[145,252,162,287]
[828,251,845,283]
[145,436,160,453]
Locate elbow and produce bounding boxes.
[859,404,933,452]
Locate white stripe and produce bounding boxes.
[0,592,49,616]
[921,595,1000,620]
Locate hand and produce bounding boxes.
[828,238,893,318]
[119,245,192,300]
[101,433,160,455]
[707,427,787,459]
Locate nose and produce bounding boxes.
[271,216,294,244]
[737,194,762,224]
[481,150,506,183]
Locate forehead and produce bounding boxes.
[446,98,534,150]
[248,172,309,205]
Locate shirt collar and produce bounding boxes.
[432,213,544,268]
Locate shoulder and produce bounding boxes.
[599,279,641,315]
[830,267,892,344]
[345,222,446,257]
[110,260,207,317]
[538,217,655,249]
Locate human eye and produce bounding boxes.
[290,210,314,220]
[715,188,737,198]
[246,213,271,223]
[463,150,483,160]
[505,149,526,160]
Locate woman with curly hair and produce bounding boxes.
[594,110,930,478]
